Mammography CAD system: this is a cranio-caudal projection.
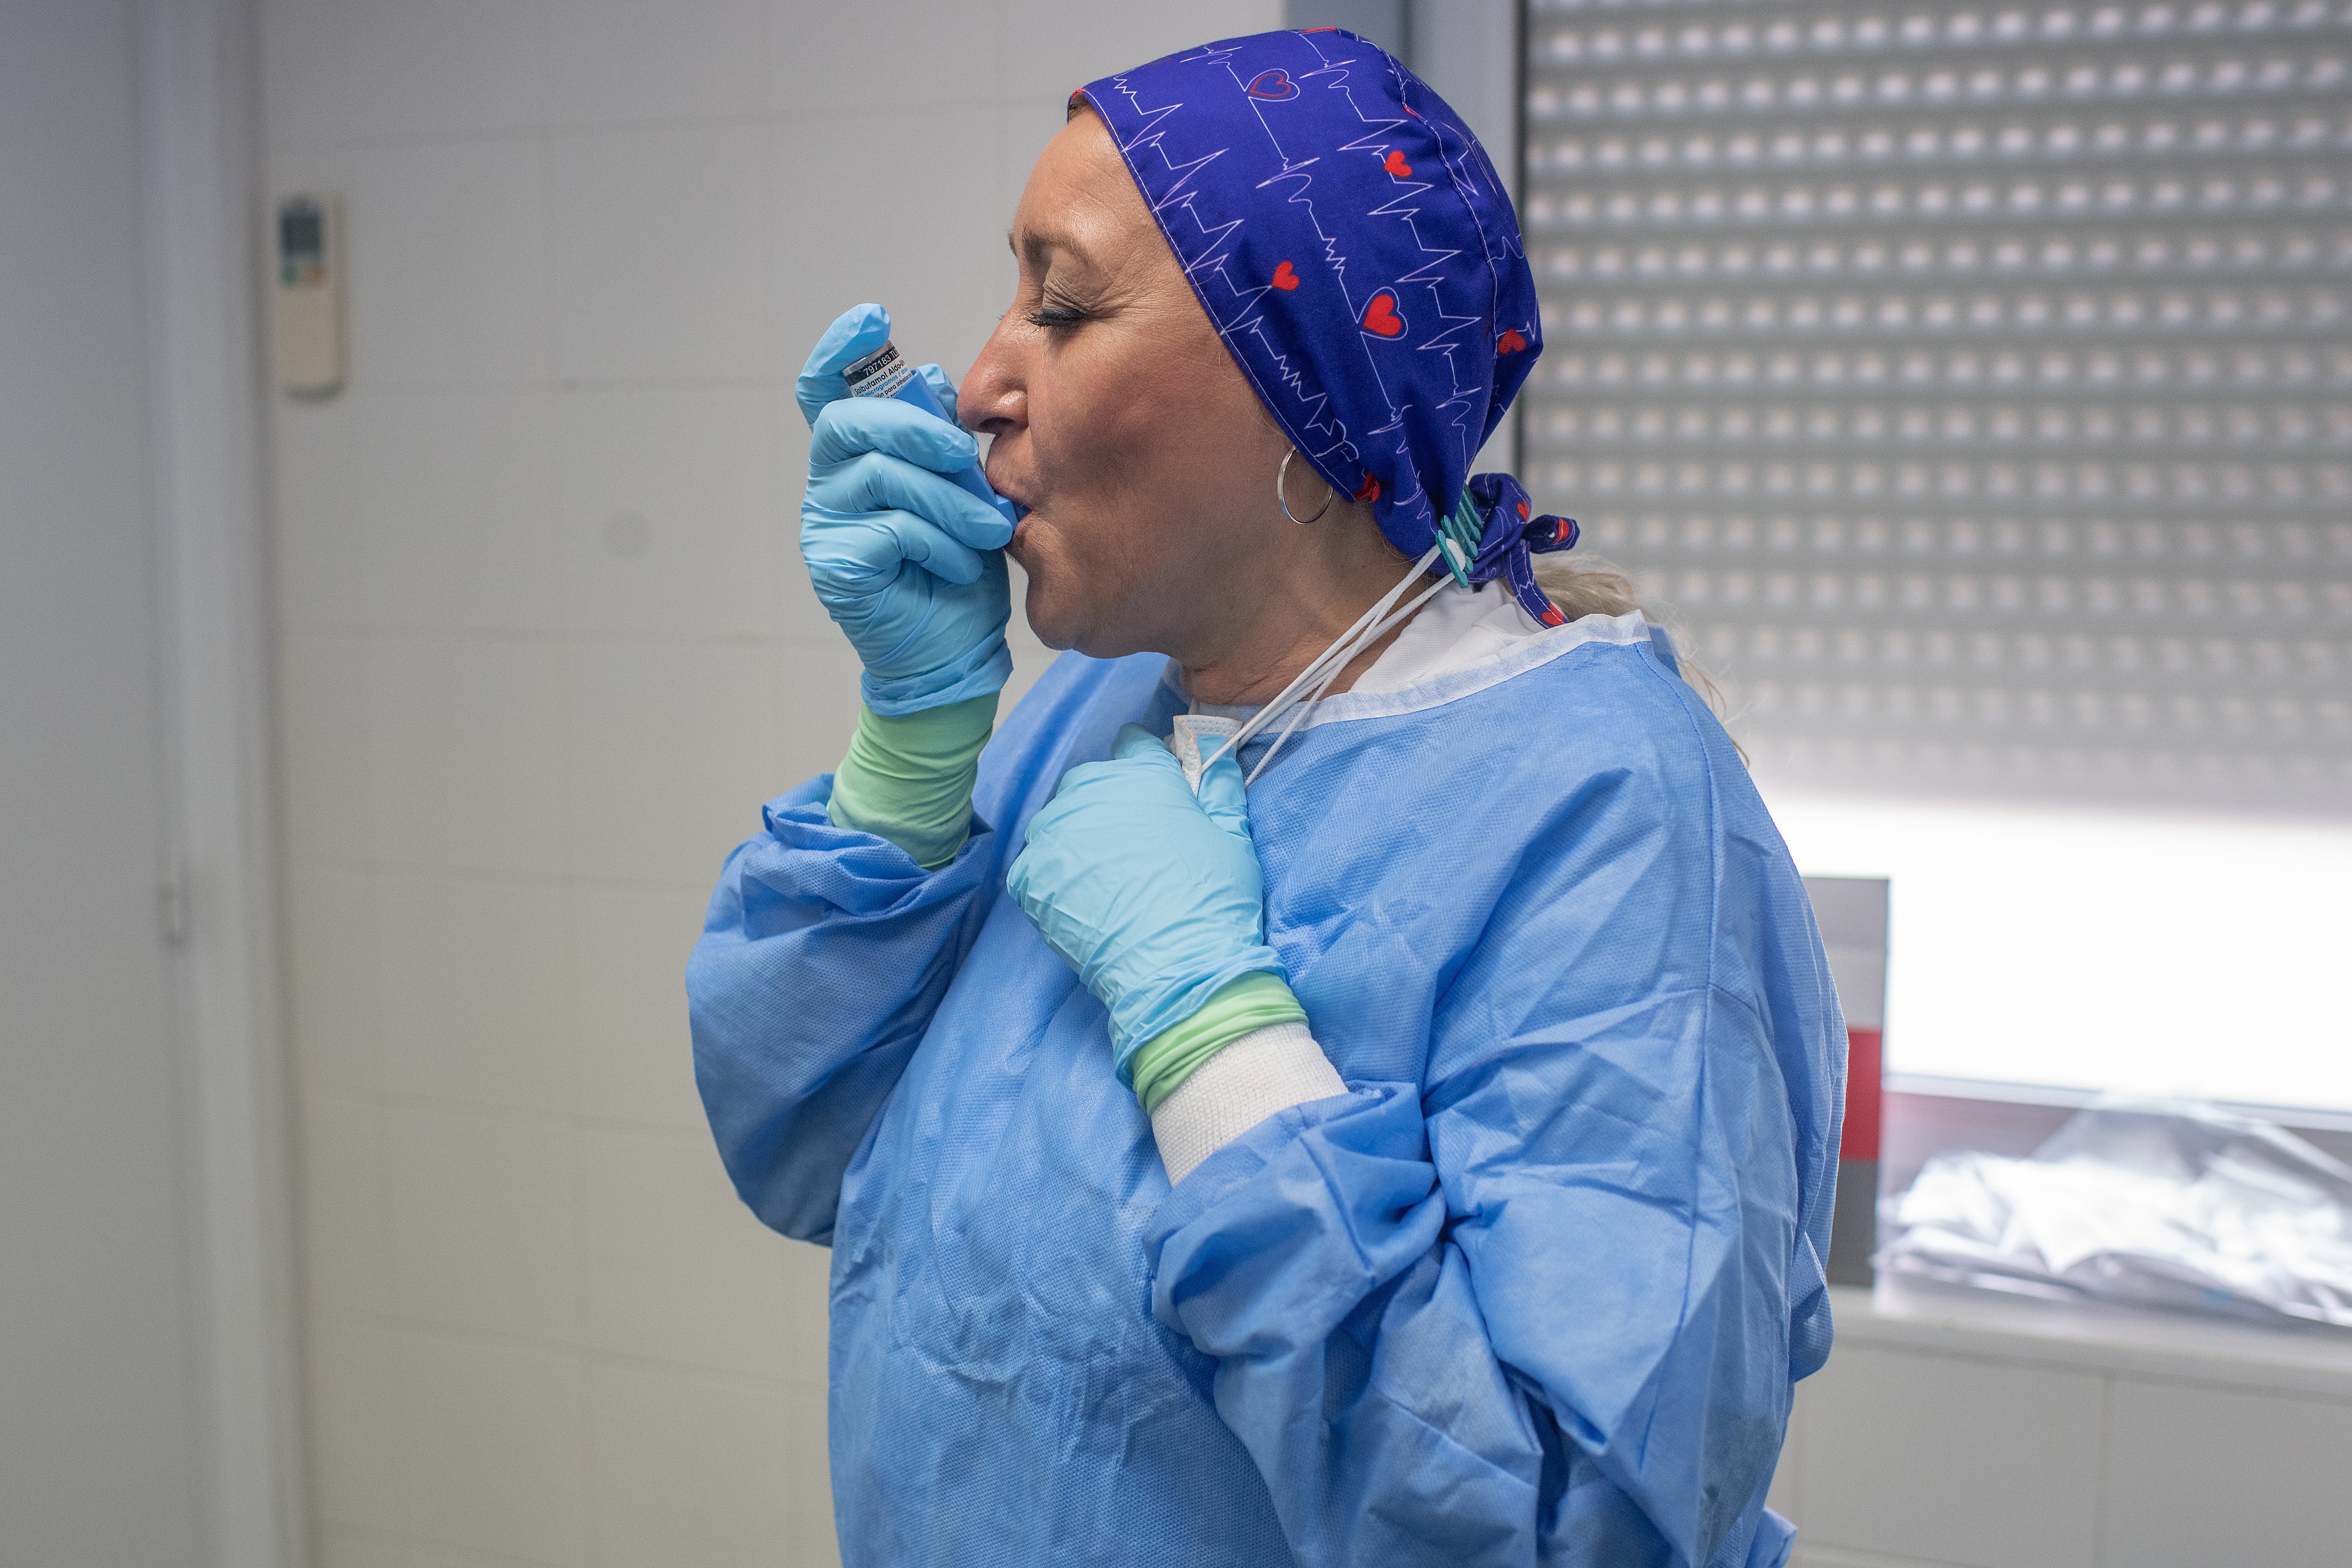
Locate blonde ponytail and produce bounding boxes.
[1533,554,1738,749]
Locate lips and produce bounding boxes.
[983,451,1034,518]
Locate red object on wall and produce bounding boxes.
[1841,1026,1883,1162]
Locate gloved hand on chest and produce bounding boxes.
[1007,723,1305,1102]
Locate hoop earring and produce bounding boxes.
[1276,449,1334,525]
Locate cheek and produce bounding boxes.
[1017,314,1275,636]
[1021,357,1188,597]
[1031,336,1261,565]
[1029,357,1167,498]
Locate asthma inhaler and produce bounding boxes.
[842,341,1021,526]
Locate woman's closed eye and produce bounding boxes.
[1025,290,1097,332]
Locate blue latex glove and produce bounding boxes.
[794,302,963,431]
[1007,725,1290,1081]
[798,307,1015,715]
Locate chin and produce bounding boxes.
[1011,525,1093,653]
[1022,570,1146,660]
[1018,567,1082,653]
[1011,522,1147,658]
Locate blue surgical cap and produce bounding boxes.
[1075,28,1579,624]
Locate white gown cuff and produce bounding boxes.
[1149,1022,1345,1184]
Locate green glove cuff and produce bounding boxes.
[826,692,997,870]
[1128,971,1308,1114]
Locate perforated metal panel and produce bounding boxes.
[1520,0,2352,812]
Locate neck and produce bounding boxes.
[1178,507,1424,707]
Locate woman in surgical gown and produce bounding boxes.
[688,28,1845,1568]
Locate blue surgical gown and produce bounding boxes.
[689,618,1845,1568]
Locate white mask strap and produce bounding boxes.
[1195,544,1444,786]
[1245,565,1451,784]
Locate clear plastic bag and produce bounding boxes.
[1880,1098,2352,1330]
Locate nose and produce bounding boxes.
[959,312,1027,439]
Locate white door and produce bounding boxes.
[0,0,209,1559]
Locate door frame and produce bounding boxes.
[138,0,308,1562]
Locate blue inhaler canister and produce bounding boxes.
[841,341,1020,526]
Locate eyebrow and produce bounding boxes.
[1009,225,1098,271]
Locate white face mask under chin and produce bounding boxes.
[1190,544,1448,791]
[1168,713,1241,793]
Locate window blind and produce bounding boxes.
[1520,0,2352,813]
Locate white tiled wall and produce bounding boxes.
[261,3,1281,1564]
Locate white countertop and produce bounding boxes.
[1833,1277,2352,1400]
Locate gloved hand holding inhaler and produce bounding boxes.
[800,303,1017,868]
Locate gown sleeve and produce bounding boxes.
[686,777,1004,1244]
[1143,692,1845,1568]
